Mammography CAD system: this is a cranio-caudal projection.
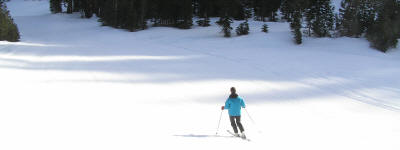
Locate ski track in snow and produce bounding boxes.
[1,1,400,150]
[167,39,400,112]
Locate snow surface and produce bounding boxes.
[1,0,400,150]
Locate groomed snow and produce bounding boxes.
[1,0,399,150]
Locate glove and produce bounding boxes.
[221,106,225,110]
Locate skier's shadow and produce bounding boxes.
[174,134,232,138]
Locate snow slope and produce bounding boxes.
[1,0,399,150]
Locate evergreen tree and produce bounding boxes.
[147,0,193,29]
[0,1,20,42]
[280,0,310,21]
[66,0,73,14]
[253,0,282,21]
[214,0,246,20]
[290,10,302,44]
[80,0,95,18]
[217,16,233,37]
[338,0,377,37]
[196,0,212,26]
[396,1,400,39]
[282,0,306,42]
[305,0,334,37]
[236,21,250,35]
[230,0,246,20]
[176,0,193,29]
[242,0,253,20]
[197,17,211,27]
[195,0,221,18]
[50,0,62,13]
[333,13,341,37]
[262,24,268,33]
[253,0,268,21]
[281,0,293,21]
[267,0,282,21]
[366,0,399,52]
[73,0,81,12]
[357,0,377,35]
[98,0,118,27]
[119,0,147,31]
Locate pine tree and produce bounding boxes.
[230,0,246,20]
[253,0,267,21]
[333,13,341,37]
[217,16,233,37]
[267,0,282,21]
[396,0,400,39]
[338,0,377,37]
[213,0,247,20]
[146,0,193,29]
[280,0,310,21]
[123,0,147,31]
[137,0,148,30]
[50,0,62,13]
[99,0,118,27]
[280,0,292,21]
[197,17,211,27]
[242,0,252,20]
[366,0,399,52]
[358,0,377,35]
[195,0,220,18]
[78,0,95,18]
[236,21,250,36]
[290,10,302,44]
[305,0,334,37]
[0,1,20,42]
[176,0,193,29]
[66,0,73,14]
[253,0,282,22]
[73,0,81,12]
[196,0,212,27]
[262,24,269,33]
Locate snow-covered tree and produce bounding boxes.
[338,0,377,37]
[262,24,269,33]
[217,16,233,37]
[305,0,335,37]
[236,21,250,36]
[197,17,211,27]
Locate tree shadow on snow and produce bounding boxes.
[1,34,400,112]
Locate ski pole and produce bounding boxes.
[216,110,223,135]
[244,108,256,125]
[244,108,263,133]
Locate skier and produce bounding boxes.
[221,87,246,138]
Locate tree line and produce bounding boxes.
[0,0,20,42]
[50,0,283,30]
[49,0,400,52]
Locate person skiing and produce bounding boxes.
[221,87,246,138]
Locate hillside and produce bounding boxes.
[1,1,399,150]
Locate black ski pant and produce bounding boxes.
[230,116,244,133]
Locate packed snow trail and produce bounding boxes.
[1,1,400,150]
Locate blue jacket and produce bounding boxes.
[224,97,246,116]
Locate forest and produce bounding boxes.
[2,0,400,52]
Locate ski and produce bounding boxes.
[226,130,250,141]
